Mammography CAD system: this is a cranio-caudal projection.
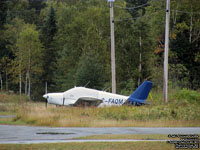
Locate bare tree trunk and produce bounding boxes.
[28,47,31,98]
[173,3,178,29]
[138,33,142,86]
[19,49,22,97]
[28,72,30,98]
[25,72,28,95]
[0,72,2,91]
[19,72,22,96]
[189,14,193,43]
[5,70,8,91]
[189,4,193,43]
[173,10,177,28]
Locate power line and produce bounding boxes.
[114,0,200,15]
[114,0,161,10]
[171,9,200,15]
[115,9,165,22]
[115,3,149,10]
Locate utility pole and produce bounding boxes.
[138,32,142,86]
[45,81,48,94]
[108,0,116,94]
[0,72,2,91]
[164,0,170,103]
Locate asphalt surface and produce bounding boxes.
[0,115,15,118]
[0,125,200,144]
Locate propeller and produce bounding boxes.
[45,98,48,108]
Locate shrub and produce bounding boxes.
[176,89,200,104]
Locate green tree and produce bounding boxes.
[40,5,57,92]
[0,0,9,88]
[0,0,8,29]
[125,0,150,17]
[54,2,110,91]
[16,24,43,98]
[114,3,154,90]
[75,52,105,90]
[5,0,29,24]
[0,56,12,91]
[3,18,26,94]
[170,0,200,89]
[144,0,169,88]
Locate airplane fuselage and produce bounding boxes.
[44,87,128,107]
[43,80,152,107]
[98,91,128,106]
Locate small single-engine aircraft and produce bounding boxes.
[43,80,152,107]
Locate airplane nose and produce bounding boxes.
[43,94,48,99]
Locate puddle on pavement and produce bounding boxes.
[36,132,75,135]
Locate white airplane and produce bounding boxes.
[43,80,152,107]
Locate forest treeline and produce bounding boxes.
[0,0,199,100]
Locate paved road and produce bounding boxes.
[0,115,15,118]
[0,125,200,144]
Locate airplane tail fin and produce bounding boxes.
[128,80,152,106]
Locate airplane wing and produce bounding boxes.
[123,98,146,106]
[74,97,103,107]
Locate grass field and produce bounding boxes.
[0,88,200,127]
[0,142,176,150]
[0,90,199,150]
[73,134,177,140]
[0,102,200,127]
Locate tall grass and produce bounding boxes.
[1,89,200,127]
[0,92,29,115]
[0,92,29,103]
[14,100,200,127]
